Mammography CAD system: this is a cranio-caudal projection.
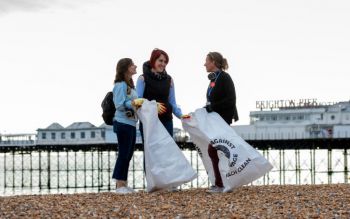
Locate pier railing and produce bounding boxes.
[1,139,349,195]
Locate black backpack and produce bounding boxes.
[101,91,115,125]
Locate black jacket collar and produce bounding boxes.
[143,61,168,81]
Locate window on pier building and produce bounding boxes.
[42,132,46,139]
[91,131,95,138]
[51,132,56,140]
[101,131,105,138]
[80,132,85,139]
[331,115,335,120]
[71,132,75,139]
[61,132,65,139]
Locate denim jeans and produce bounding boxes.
[112,121,136,181]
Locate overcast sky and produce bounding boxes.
[1,0,349,133]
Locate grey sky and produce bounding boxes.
[0,0,102,14]
[0,0,349,133]
[0,0,62,13]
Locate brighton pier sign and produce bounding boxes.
[256,99,338,110]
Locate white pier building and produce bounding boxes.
[233,99,350,140]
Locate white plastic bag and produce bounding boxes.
[182,108,273,192]
[137,99,197,192]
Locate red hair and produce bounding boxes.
[149,49,169,69]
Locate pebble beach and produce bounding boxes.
[1,184,349,218]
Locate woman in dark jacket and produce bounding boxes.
[136,48,186,137]
[136,49,190,192]
[204,51,239,193]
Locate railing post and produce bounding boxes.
[4,150,6,189]
[295,149,300,184]
[74,150,77,190]
[344,149,348,183]
[30,149,32,190]
[97,146,100,192]
[57,150,60,189]
[196,146,201,187]
[310,148,315,184]
[328,149,332,184]
[131,148,134,190]
[39,150,42,190]
[108,147,111,191]
[190,149,194,188]
[21,147,24,188]
[84,150,86,190]
[279,149,282,184]
[12,149,15,190]
[265,149,270,185]
[47,147,51,190]
[142,148,146,189]
[66,150,69,190]
[91,148,94,188]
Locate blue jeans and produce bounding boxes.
[112,121,136,181]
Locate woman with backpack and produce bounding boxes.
[112,58,138,194]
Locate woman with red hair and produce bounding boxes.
[136,48,187,138]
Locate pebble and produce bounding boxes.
[0,184,349,218]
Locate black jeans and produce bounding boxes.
[208,144,223,187]
[112,121,136,181]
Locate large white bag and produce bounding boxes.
[137,100,197,192]
[182,108,273,192]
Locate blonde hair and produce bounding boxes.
[207,52,228,70]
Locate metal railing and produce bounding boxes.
[1,140,349,196]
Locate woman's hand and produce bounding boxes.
[181,114,191,119]
[132,98,145,110]
[157,102,167,115]
[133,98,167,114]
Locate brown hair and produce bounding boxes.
[114,58,135,89]
[207,52,229,71]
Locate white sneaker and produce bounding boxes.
[207,186,224,193]
[115,187,133,194]
[167,186,180,192]
[126,186,136,193]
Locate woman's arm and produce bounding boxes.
[169,79,183,118]
[136,75,145,98]
[113,82,132,110]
